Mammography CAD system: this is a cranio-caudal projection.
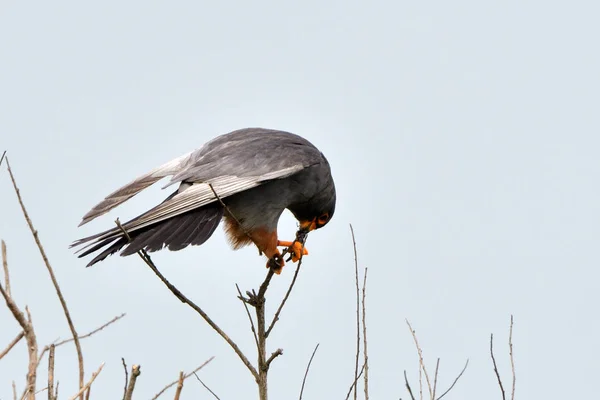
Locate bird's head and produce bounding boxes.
[290,182,336,233]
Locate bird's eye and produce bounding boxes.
[318,213,329,224]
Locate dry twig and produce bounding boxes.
[121,358,129,400]
[152,357,214,400]
[298,343,320,400]
[436,359,469,400]
[350,224,360,400]
[490,334,506,400]
[406,320,433,400]
[362,267,369,400]
[344,363,366,400]
[193,372,221,400]
[509,315,516,400]
[68,363,104,400]
[6,158,85,398]
[0,331,24,361]
[2,240,10,297]
[403,370,416,400]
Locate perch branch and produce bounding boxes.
[6,158,85,398]
[116,219,258,380]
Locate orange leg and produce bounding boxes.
[277,240,309,263]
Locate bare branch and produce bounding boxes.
[48,345,55,400]
[68,363,104,400]
[2,240,10,298]
[0,150,6,167]
[298,343,319,400]
[490,334,506,400]
[12,380,17,400]
[0,331,24,360]
[403,370,416,400]
[116,219,259,381]
[266,348,283,367]
[509,315,516,400]
[406,320,433,400]
[173,371,184,400]
[0,271,37,399]
[236,283,259,349]
[6,157,85,398]
[121,358,129,400]
[350,224,360,400]
[124,364,141,400]
[152,357,214,400]
[432,358,440,400]
[193,372,221,400]
[436,359,469,400]
[37,313,126,367]
[362,267,369,400]
[344,363,365,400]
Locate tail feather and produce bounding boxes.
[76,203,223,267]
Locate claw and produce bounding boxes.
[277,240,309,263]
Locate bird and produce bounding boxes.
[71,128,336,273]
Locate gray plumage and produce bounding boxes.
[72,128,336,267]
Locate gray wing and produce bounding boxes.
[77,128,323,228]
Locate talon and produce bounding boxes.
[277,240,309,263]
[266,252,284,274]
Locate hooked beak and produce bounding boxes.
[299,218,317,233]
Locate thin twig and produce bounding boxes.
[68,363,104,400]
[116,219,259,381]
[490,334,506,400]
[436,359,469,400]
[193,372,221,399]
[0,331,24,360]
[37,313,126,368]
[298,343,319,400]
[6,158,85,399]
[121,358,129,400]
[509,315,516,400]
[403,370,416,400]
[265,257,303,338]
[84,386,91,400]
[236,283,259,349]
[266,348,284,367]
[362,267,369,400]
[350,224,360,400]
[0,150,6,167]
[48,345,55,400]
[12,381,17,400]
[406,320,433,400]
[2,240,10,298]
[151,357,214,400]
[173,371,184,400]
[432,358,440,400]
[344,363,366,400]
[124,364,141,400]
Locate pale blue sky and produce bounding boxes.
[1,1,599,399]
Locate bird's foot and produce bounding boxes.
[266,252,285,274]
[277,240,309,263]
